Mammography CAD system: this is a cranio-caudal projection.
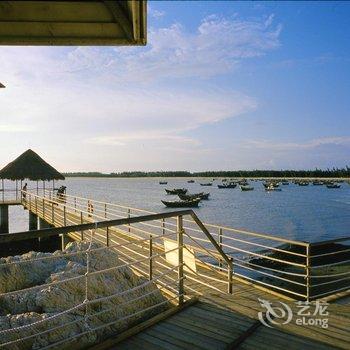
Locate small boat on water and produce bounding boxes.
[218,183,237,189]
[238,180,249,186]
[240,185,254,191]
[313,181,323,185]
[165,188,188,195]
[159,181,168,185]
[200,183,213,186]
[263,182,279,188]
[187,180,195,183]
[298,182,309,186]
[265,185,282,192]
[179,192,210,200]
[281,181,289,185]
[161,198,201,208]
[327,183,341,189]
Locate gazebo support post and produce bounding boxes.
[15,180,18,200]
[0,204,9,233]
[29,212,38,231]
[36,180,38,195]
[1,179,4,202]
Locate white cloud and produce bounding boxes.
[0,124,35,132]
[245,136,350,151]
[88,131,200,147]
[62,14,281,82]
[0,13,282,170]
[148,5,165,19]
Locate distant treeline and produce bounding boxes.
[63,167,350,178]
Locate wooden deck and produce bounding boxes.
[19,196,350,350]
[0,200,21,206]
[116,300,340,350]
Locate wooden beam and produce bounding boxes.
[103,1,134,41]
[0,209,193,243]
[0,1,114,22]
[190,211,232,266]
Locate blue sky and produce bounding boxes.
[0,1,349,172]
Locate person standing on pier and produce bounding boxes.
[22,183,27,201]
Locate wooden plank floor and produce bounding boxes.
[116,300,339,350]
[25,199,350,350]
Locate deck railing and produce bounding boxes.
[0,215,195,349]
[9,189,350,301]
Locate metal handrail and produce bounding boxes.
[15,190,350,301]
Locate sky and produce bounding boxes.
[0,1,349,172]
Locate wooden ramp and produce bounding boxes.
[105,299,340,350]
[15,192,350,350]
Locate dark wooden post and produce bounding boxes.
[0,204,9,233]
[177,215,184,305]
[149,234,153,281]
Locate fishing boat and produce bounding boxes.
[200,183,213,186]
[159,181,168,185]
[312,181,323,185]
[263,182,279,188]
[165,188,188,195]
[161,198,201,208]
[327,183,341,189]
[218,183,237,189]
[298,182,309,186]
[281,181,289,185]
[178,192,210,200]
[238,180,249,186]
[265,185,282,191]
[240,185,254,191]
[187,180,195,183]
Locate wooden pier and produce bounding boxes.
[0,191,349,349]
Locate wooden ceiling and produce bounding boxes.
[0,1,147,45]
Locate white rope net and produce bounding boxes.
[0,226,181,350]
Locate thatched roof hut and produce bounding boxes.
[0,149,64,181]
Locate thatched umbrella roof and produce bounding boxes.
[0,149,65,181]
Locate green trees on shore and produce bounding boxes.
[63,167,350,178]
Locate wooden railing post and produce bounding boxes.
[51,202,54,224]
[106,226,109,246]
[74,197,77,213]
[227,258,233,294]
[177,215,184,305]
[35,195,38,214]
[149,234,153,281]
[306,244,310,302]
[80,211,84,240]
[63,206,67,226]
[42,198,45,219]
[162,218,165,235]
[127,208,131,233]
[219,228,223,270]
[29,194,32,211]
[104,203,107,218]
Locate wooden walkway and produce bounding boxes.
[116,300,340,350]
[20,195,350,350]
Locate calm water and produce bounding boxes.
[8,178,350,243]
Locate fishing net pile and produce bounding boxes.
[0,241,167,349]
